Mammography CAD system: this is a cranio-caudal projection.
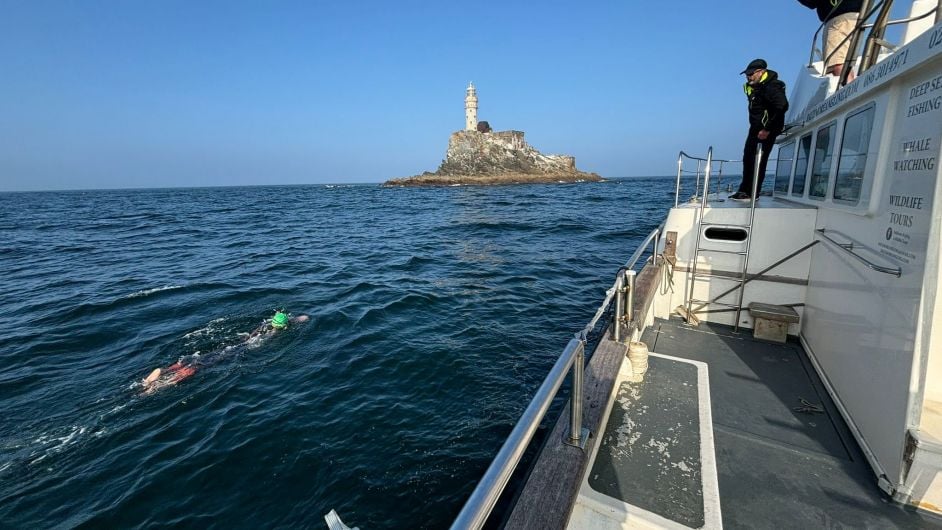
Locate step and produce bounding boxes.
[748,302,799,323]
[695,248,748,255]
[748,302,800,343]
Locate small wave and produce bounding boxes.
[546,223,591,235]
[444,220,538,233]
[126,285,183,299]
[352,292,442,327]
[28,425,89,465]
[387,255,437,271]
[181,317,227,339]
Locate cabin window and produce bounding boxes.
[833,104,875,205]
[809,122,836,200]
[792,134,812,197]
[774,142,795,193]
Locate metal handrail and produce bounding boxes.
[805,0,939,83]
[860,5,939,30]
[815,228,902,277]
[449,338,585,530]
[854,2,941,82]
[450,224,665,530]
[613,224,665,341]
[623,225,664,272]
[839,0,877,85]
[860,1,895,77]
[807,0,883,68]
[675,151,740,207]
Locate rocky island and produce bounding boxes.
[384,83,603,187]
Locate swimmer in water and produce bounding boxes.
[141,310,309,394]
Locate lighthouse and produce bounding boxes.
[465,82,478,131]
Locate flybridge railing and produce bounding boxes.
[449,224,664,530]
[808,0,940,86]
[675,150,741,207]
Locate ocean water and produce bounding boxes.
[0,179,677,529]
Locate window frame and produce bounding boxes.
[774,141,796,195]
[832,102,877,206]
[808,121,838,201]
[791,133,814,198]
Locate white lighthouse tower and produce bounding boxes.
[465,82,478,131]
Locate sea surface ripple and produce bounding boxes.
[0,179,676,528]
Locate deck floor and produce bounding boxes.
[630,317,939,528]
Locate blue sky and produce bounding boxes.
[0,1,914,191]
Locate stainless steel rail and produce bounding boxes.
[450,224,665,530]
[806,0,939,85]
[675,151,739,207]
[808,0,881,68]
[860,4,938,30]
[623,225,663,272]
[815,228,902,277]
[614,224,664,341]
[860,2,941,74]
[449,338,584,530]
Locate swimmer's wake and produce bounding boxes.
[140,310,309,395]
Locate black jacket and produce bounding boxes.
[744,70,789,134]
[797,0,863,22]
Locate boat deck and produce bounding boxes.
[570,317,940,528]
[676,193,814,210]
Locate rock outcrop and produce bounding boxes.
[384,130,602,187]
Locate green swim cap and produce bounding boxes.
[271,311,289,329]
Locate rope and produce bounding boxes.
[579,284,617,342]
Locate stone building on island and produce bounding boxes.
[384,83,602,187]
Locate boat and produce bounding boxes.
[449,1,942,527]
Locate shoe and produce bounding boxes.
[728,192,751,202]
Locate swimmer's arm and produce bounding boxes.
[290,315,309,324]
[143,368,162,386]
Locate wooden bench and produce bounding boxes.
[748,302,799,343]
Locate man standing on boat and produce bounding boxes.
[730,59,789,202]
[797,0,862,82]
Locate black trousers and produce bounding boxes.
[738,128,778,195]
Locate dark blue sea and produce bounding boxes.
[0,179,676,529]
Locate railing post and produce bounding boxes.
[675,153,683,207]
[450,338,583,530]
[716,161,724,197]
[625,270,637,326]
[701,148,713,208]
[751,144,763,205]
[565,339,589,449]
[613,272,625,342]
[695,160,703,199]
[863,1,894,71]
[652,231,660,265]
[841,0,873,83]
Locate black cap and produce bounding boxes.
[740,58,767,75]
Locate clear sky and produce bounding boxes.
[0,1,916,191]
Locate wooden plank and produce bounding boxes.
[631,259,662,332]
[503,335,627,530]
[504,260,664,530]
